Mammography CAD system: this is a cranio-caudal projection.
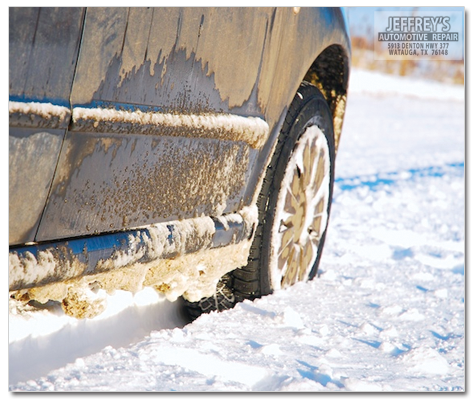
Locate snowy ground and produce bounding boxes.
[8,69,465,392]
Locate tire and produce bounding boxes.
[184,272,236,321]
[185,82,335,319]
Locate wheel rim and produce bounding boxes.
[270,125,331,290]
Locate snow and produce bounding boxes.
[73,107,270,149]
[348,69,464,102]
[8,68,465,392]
[9,101,70,123]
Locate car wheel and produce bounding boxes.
[185,82,335,318]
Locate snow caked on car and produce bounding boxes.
[9,7,350,319]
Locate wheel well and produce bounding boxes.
[303,44,350,152]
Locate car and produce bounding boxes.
[9,7,350,319]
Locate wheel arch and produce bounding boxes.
[302,43,350,153]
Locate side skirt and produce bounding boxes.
[9,207,258,310]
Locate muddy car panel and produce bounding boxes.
[9,7,85,106]
[9,7,84,244]
[9,7,350,293]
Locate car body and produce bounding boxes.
[9,7,350,317]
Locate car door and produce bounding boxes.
[9,7,85,245]
[35,7,278,241]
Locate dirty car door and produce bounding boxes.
[35,8,274,242]
[9,8,85,245]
